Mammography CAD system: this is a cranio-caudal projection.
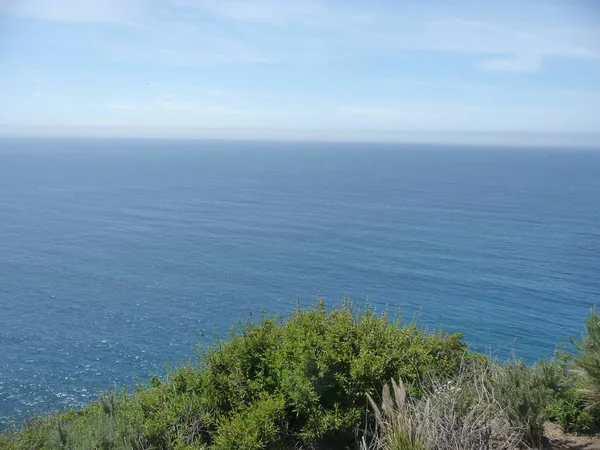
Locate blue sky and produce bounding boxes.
[1,0,599,145]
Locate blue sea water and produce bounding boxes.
[0,138,599,428]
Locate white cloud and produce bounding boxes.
[24,70,43,84]
[3,0,599,135]
[338,106,411,118]
[178,0,322,26]
[155,99,198,111]
[108,103,152,110]
[173,4,600,71]
[1,0,145,24]
[178,0,374,29]
[388,18,600,72]
[149,83,240,97]
[385,77,503,92]
[108,98,264,115]
[8,0,597,74]
[32,91,68,100]
[110,37,271,67]
[329,99,600,134]
[479,55,542,73]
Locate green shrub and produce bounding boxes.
[0,415,57,450]
[540,305,600,436]
[196,300,467,447]
[0,300,470,450]
[4,300,600,449]
[548,388,600,434]
[55,393,143,450]
[0,395,144,450]
[212,393,286,450]
[571,306,600,409]
[492,359,565,448]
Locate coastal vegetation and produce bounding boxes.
[1,300,598,449]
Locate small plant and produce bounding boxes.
[491,360,559,448]
[362,362,524,450]
[56,418,69,449]
[212,393,286,450]
[571,306,600,409]
[365,379,427,450]
[547,389,600,434]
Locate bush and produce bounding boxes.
[540,305,600,436]
[362,362,524,450]
[1,300,468,450]
[491,359,566,448]
[212,393,286,450]
[0,393,143,450]
[571,306,600,409]
[548,388,600,434]
[0,416,57,450]
[63,392,143,449]
[362,358,582,450]
[196,300,467,447]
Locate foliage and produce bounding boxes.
[491,359,567,448]
[362,358,583,450]
[3,301,596,450]
[362,362,524,450]
[195,300,467,447]
[545,311,600,435]
[211,393,286,450]
[364,379,428,450]
[0,300,468,450]
[547,388,600,434]
[0,393,143,450]
[570,306,600,409]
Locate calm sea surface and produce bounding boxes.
[1,138,599,427]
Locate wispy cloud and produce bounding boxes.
[478,55,541,73]
[2,1,599,139]
[109,98,264,115]
[110,35,271,67]
[175,4,599,71]
[108,103,152,110]
[385,77,502,92]
[388,18,600,72]
[338,106,413,118]
[178,0,374,29]
[171,2,599,73]
[143,82,241,98]
[24,70,44,84]
[178,0,322,26]
[1,0,145,24]
[7,1,597,73]
[32,91,67,99]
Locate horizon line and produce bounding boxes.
[1,125,600,149]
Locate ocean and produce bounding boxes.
[0,138,599,428]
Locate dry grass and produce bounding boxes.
[362,364,526,450]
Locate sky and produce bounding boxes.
[0,0,599,145]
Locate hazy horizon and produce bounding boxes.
[1,127,600,149]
